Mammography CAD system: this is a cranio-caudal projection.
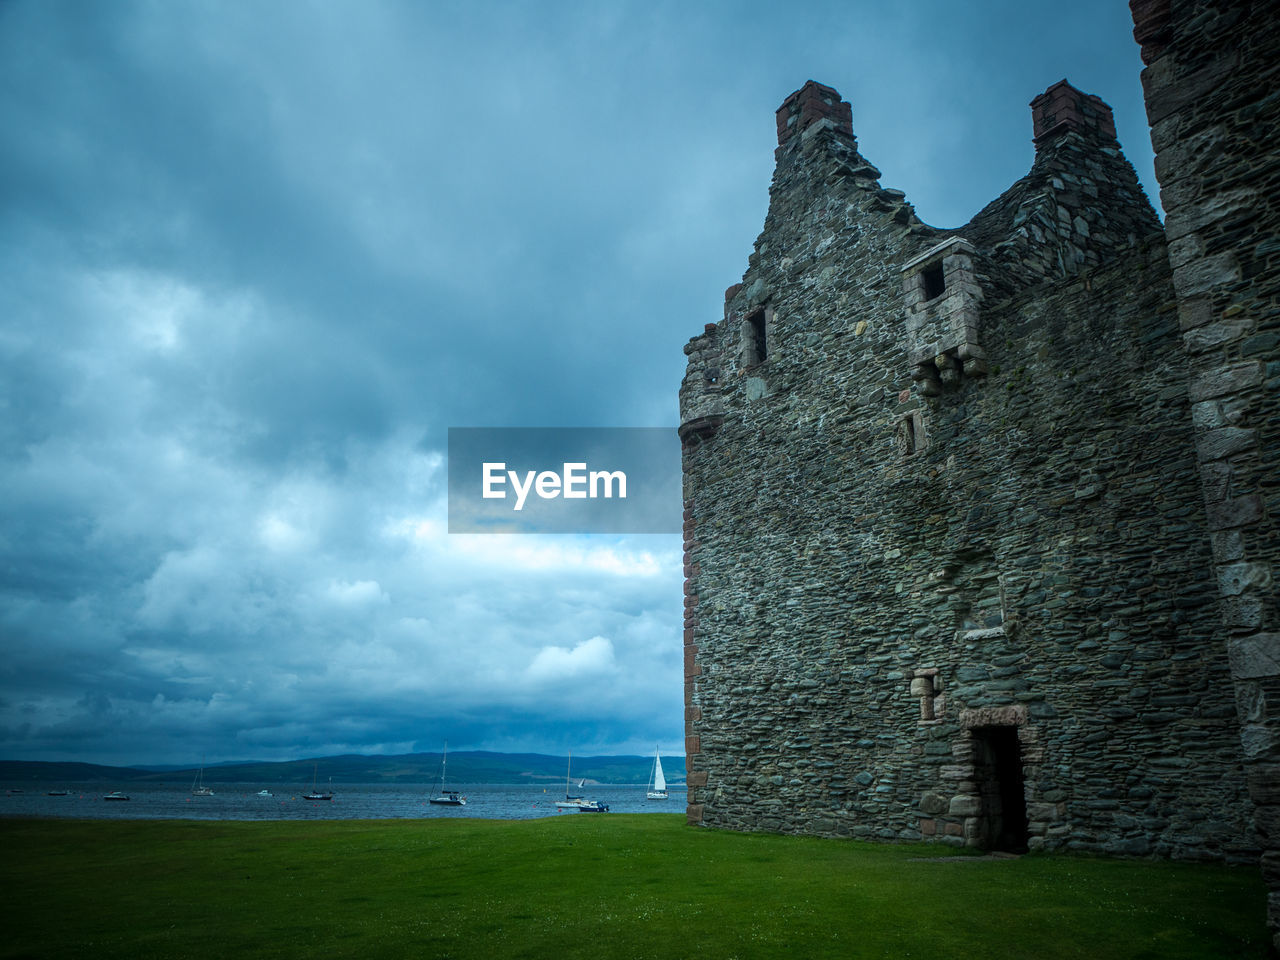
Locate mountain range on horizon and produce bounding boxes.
[0,750,686,786]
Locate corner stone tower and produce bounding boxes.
[679,78,1254,860]
[1130,0,1280,944]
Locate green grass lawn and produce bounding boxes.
[0,815,1266,959]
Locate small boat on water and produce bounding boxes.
[302,763,333,801]
[428,741,467,806]
[554,750,587,809]
[47,790,69,796]
[104,791,130,801]
[554,750,607,811]
[257,789,273,797]
[191,760,213,796]
[647,745,668,800]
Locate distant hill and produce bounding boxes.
[0,751,686,786]
[0,761,150,783]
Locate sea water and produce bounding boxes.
[0,782,681,821]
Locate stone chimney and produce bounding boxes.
[776,80,853,147]
[1030,80,1117,146]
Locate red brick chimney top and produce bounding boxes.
[1030,79,1117,145]
[776,81,853,147]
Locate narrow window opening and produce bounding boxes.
[922,261,945,301]
[747,310,768,364]
[705,368,720,386]
[971,726,1028,853]
[895,414,919,457]
[911,670,941,721]
[945,554,1004,635]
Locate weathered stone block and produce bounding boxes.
[1247,769,1280,807]
[1027,802,1063,822]
[1187,361,1264,402]
[1218,563,1272,597]
[1195,426,1256,462]
[1241,725,1277,762]
[1235,681,1265,724]
[1183,317,1254,352]
[1205,495,1264,531]
[919,791,949,814]
[1222,597,1264,629]
[1177,295,1212,331]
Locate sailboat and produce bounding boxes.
[647,745,668,800]
[302,763,333,801]
[191,758,213,796]
[555,750,608,812]
[555,750,587,809]
[428,741,466,805]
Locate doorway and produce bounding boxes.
[971,725,1028,852]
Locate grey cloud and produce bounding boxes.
[0,0,1154,765]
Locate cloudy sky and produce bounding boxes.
[0,1,1157,766]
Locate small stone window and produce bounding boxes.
[922,261,945,301]
[911,669,943,722]
[705,368,720,386]
[935,553,1006,638]
[745,309,768,365]
[895,411,925,457]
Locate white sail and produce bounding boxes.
[653,748,666,792]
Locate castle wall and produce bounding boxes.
[680,81,1254,860]
[1130,0,1280,938]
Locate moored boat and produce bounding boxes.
[554,750,587,808]
[647,745,668,800]
[555,750,607,810]
[302,763,333,801]
[428,741,467,805]
[191,760,213,796]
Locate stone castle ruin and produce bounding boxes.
[679,0,1278,942]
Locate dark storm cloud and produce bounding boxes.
[0,0,1156,764]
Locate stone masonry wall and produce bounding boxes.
[1130,0,1280,939]
[680,80,1254,860]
